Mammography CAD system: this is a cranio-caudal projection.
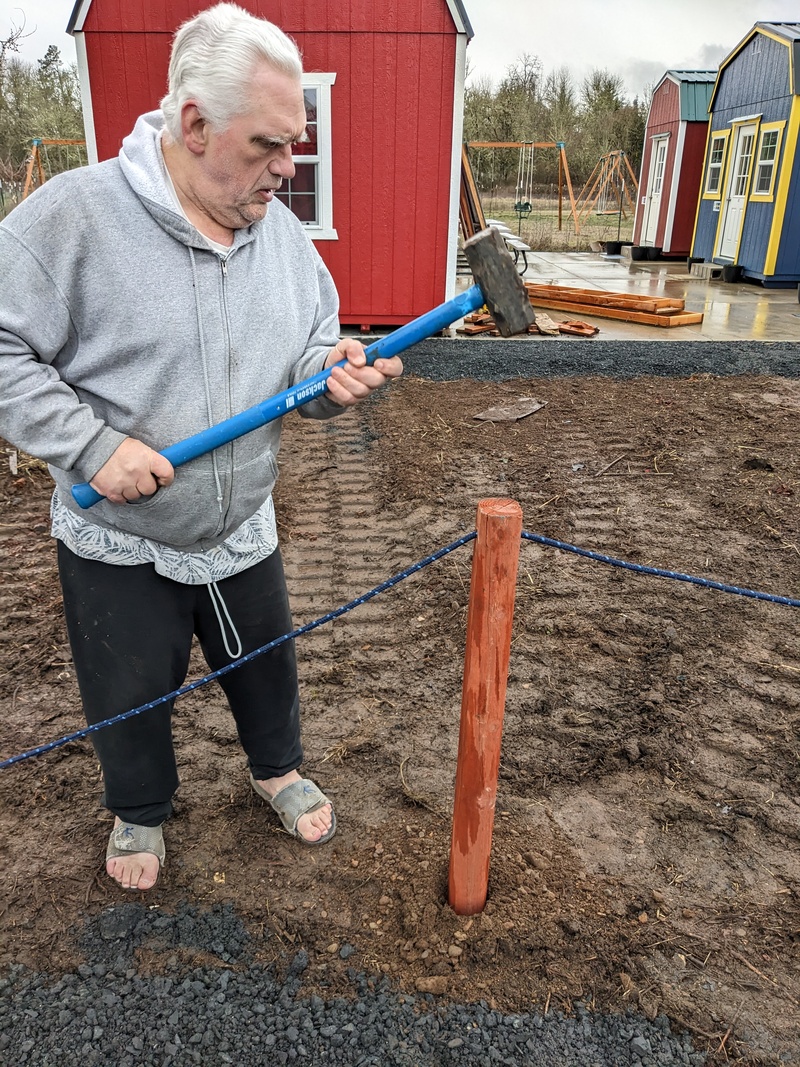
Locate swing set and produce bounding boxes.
[22,138,88,198]
[574,150,639,227]
[466,140,582,234]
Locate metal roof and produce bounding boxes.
[754,21,800,42]
[665,70,717,83]
[652,70,716,122]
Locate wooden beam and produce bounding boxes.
[525,294,703,327]
[525,284,685,312]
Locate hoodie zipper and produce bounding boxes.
[217,253,236,529]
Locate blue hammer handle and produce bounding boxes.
[71,285,487,509]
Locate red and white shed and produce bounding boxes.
[67,0,473,327]
[632,70,715,258]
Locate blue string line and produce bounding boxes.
[3,526,799,770]
[0,532,477,770]
[521,531,800,607]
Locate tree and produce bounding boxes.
[463,56,648,191]
[0,32,84,205]
[542,67,579,146]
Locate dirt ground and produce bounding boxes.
[1,371,799,1065]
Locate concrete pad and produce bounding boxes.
[457,250,800,343]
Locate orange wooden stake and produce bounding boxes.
[448,498,523,915]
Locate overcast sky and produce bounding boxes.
[5,0,800,100]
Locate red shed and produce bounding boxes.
[67,0,473,328]
[632,70,715,258]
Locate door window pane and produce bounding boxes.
[733,133,754,197]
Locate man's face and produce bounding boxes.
[194,64,307,231]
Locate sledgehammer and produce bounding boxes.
[72,227,534,508]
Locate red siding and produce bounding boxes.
[80,0,459,325]
[296,28,455,322]
[648,78,680,126]
[83,0,454,34]
[87,32,173,159]
[669,121,707,256]
[634,78,680,245]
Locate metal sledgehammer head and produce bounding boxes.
[463,227,536,336]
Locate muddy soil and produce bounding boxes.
[1,372,799,1065]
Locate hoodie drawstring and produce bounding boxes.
[208,581,243,661]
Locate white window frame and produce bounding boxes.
[703,131,729,198]
[280,72,337,240]
[750,122,785,201]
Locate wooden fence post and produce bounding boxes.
[448,498,523,915]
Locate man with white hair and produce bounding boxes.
[0,3,403,890]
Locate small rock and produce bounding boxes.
[415,976,448,995]
[624,740,641,762]
[630,1035,652,1055]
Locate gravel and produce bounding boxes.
[402,337,800,381]
[0,903,706,1066]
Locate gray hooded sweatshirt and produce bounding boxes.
[0,111,343,552]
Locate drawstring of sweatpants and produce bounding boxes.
[207,581,243,660]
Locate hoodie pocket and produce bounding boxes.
[93,464,231,548]
[222,449,280,534]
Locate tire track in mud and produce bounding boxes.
[477,406,704,788]
[276,412,463,821]
[278,412,431,662]
[0,501,56,641]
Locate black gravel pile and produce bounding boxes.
[0,904,705,1067]
[403,338,800,381]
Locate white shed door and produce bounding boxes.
[642,138,668,245]
[718,123,756,260]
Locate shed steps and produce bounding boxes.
[690,262,723,280]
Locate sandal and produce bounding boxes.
[249,774,337,846]
[106,822,165,887]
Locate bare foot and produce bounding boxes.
[255,769,333,843]
[106,818,162,890]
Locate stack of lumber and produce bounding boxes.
[456,311,598,337]
[524,283,703,327]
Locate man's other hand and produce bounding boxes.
[323,338,403,407]
[89,438,175,504]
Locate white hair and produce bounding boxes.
[160,3,303,140]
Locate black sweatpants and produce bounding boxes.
[57,542,302,826]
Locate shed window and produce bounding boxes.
[751,123,784,200]
[275,74,337,239]
[704,134,727,196]
[732,132,755,197]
